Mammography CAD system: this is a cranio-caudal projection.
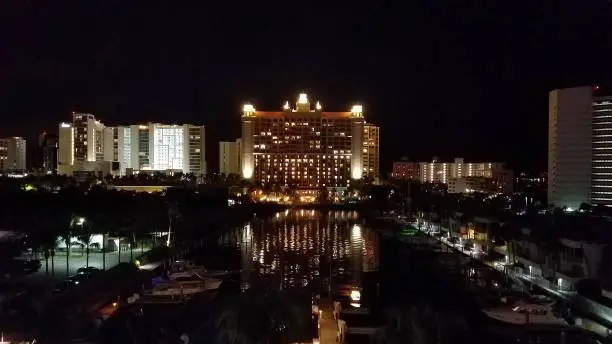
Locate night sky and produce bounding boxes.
[1,1,612,174]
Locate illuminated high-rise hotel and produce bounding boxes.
[241,93,368,188]
[362,123,380,180]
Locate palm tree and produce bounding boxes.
[24,211,54,277]
[40,229,58,277]
[102,231,106,270]
[50,247,56,276]
[166,200,181,247]
[87,212,113,271]
[77,228,93,268]
[117,231,123,264]
[61,227,72,276]
[129,231,136,262]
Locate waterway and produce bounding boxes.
[98,209,601,344]
[218,209,378,294]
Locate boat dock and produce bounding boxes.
[318,298,338,344]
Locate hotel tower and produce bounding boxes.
[241,93,369,189]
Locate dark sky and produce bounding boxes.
[1,1,612,174]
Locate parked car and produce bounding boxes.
[52,273,95,294]
[76,266,101,275]
[21,259,41,273]
[67,273,94,285]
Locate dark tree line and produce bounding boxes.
[0,181,233,276]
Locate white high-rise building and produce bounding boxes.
[219,139,242,176]
[419,158,507,184]
[58,113,109,175]
[58,114,206,176]
[0,137,26,172]
[548,86,593,209]
[58,122,74,168]
[592,95,612,206]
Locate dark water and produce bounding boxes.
[218,209,378,293]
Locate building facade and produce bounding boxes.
[547,86,612,209]
[72,113,105,162]
[39,133,58,173]
[0,137,26,172]
[241,93,368,188]
[58,121,74,170]
[59,113,206,176]
[419,158,508,184]
[448,176,512,194]
[591,95,612,206]
[391,158,512,193]
[219,139,242,176]
[392,161,420,180]
[362,123,380,180]
[548,87,593,209]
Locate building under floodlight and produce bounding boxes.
[240,93,375,189]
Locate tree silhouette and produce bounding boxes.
[213,284,307,344]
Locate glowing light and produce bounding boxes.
[243,104,256,113]
[242,165,253,179]
[60,122,71,128]
[352,166,362,180]
[297,93,309,104]
[350,290,361,301]
[138,125,148,130]
[315,101,322,110]
[351,224,362,242]
[351,104,363,113]
[283,101,290,110]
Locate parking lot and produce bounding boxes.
[11,249,149,288]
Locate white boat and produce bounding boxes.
[483,298,567,326]
[169,268,236,281]
[169,270,206,280]
[169,260,239,280]
[148,279,222,297]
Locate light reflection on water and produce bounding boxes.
[230,210,378,292]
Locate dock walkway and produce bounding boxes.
[319,298,338,344]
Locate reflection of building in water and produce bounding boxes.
[236,210,377,291]
[240,223,253,292]
[350,224,363,288]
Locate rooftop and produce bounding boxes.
[242,93,363,118]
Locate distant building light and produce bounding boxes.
[243,104,256,113]
[60,122,72,128]
[351,104,363,113]
[297,93,309,104]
